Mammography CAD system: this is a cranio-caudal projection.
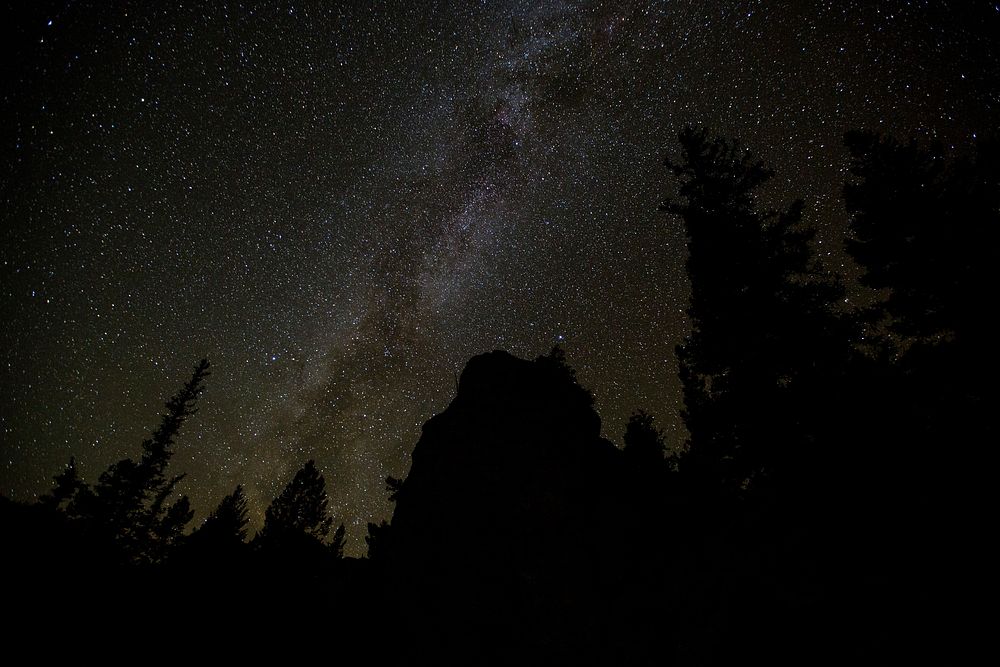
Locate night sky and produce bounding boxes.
[3,1,996,553]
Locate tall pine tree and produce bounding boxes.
[254,460,345,562]
[842,132,998,594]
[67,359,210,564]
[661,128,847,501]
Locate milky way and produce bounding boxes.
[3,1,995,553]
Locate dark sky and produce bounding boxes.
[2,0,996,553]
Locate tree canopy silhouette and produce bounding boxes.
[50,358,210,565]
[37,456,84,512]
[660,128,847,500]
[190,484,250,548]
[842,132,997,627]
[255,459,346,561]
[844,131,999,346]
[623,410,668,467]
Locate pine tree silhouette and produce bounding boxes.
[38,456,86,511]
[623,410,667,467]
[255,460,345,563]
[365,520,391,561]
[329,523,347,559]
[193,484,250,547]
[842,132,998,649]
[66,359,210,564]
[844,131,999,347]
[660,127,846,499]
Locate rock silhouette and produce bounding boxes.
[383,349,630,664]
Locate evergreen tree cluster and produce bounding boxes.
[6,359,347,616]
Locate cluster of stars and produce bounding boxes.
[2,1,995,554]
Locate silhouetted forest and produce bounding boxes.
[4,128,994,662]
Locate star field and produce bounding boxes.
[3,1,996,554]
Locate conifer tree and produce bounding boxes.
[195,484,250,546]
[38,456,87,511]
[329,523,347,559]
[623,410,666,467]
[69,359,210,564]
[842,131,998,540]
[366,520,391,561]
[661,128,846,497]
[255,460,343,558]
[844,131,999,348]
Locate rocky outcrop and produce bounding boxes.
[384,350,627,663]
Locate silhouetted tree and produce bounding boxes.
[536,344,594,407]
[661,127,847,499]
[623,410,667,467]
[365,520,391,561]
[65,359,210,564]
[844,132,999,346]
[842,132,997,622]
[329,523,347,559]
[843,132,999,468]
[385,475,404,502]
[38,456,86,511]
[192,484,250,547]
[365,475,404,561]
[255,460,344,562]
